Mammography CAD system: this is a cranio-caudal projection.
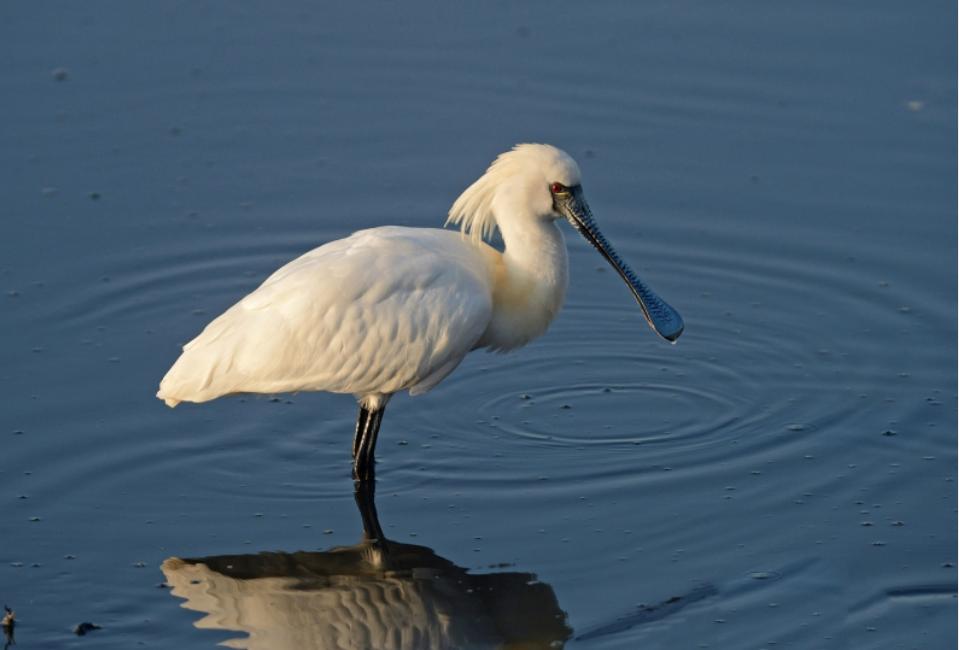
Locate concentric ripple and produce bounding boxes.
[394,221,952,488]
[36,225,346,331]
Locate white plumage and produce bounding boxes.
[159,228,494,409]
[157,143,682,479]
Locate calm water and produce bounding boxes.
[1,2,956,648]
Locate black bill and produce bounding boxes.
[557,186,684,342]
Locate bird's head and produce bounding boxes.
[448,144,581,236]
[447,143,684,342]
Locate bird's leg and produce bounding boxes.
[352,406,370,460]
[353,405,385,481]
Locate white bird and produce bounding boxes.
[157,144,683,480]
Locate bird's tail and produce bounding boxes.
[156,343,231,408]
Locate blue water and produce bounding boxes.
[1,2,955,648]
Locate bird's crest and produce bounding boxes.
[446,143,578,244]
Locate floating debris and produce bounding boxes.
[2,606,13,647]
[51,67,69,81]
[73,622,101,636]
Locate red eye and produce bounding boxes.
[550,182,568,194]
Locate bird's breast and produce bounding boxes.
[477,248,568,352]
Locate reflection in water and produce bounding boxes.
[162,484,571,649]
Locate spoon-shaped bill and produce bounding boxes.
[558,187,684,342]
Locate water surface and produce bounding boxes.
[1,1,955,648]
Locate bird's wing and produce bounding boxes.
[158,228,494,405]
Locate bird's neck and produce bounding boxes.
[480,217,569,351]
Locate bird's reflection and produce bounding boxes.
[162,483,571,650]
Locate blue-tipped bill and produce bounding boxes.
[556,186,684,342]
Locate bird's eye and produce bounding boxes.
[550,182,569,195]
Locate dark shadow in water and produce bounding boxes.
[162,482,572,650]
[575,583,718,642]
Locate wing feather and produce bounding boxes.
[158,227,493,406]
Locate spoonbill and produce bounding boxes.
[157,144,683,480]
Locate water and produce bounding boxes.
[1,1,955,648]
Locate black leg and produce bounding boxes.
[352,406,370,459]
[353,404,385,482]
